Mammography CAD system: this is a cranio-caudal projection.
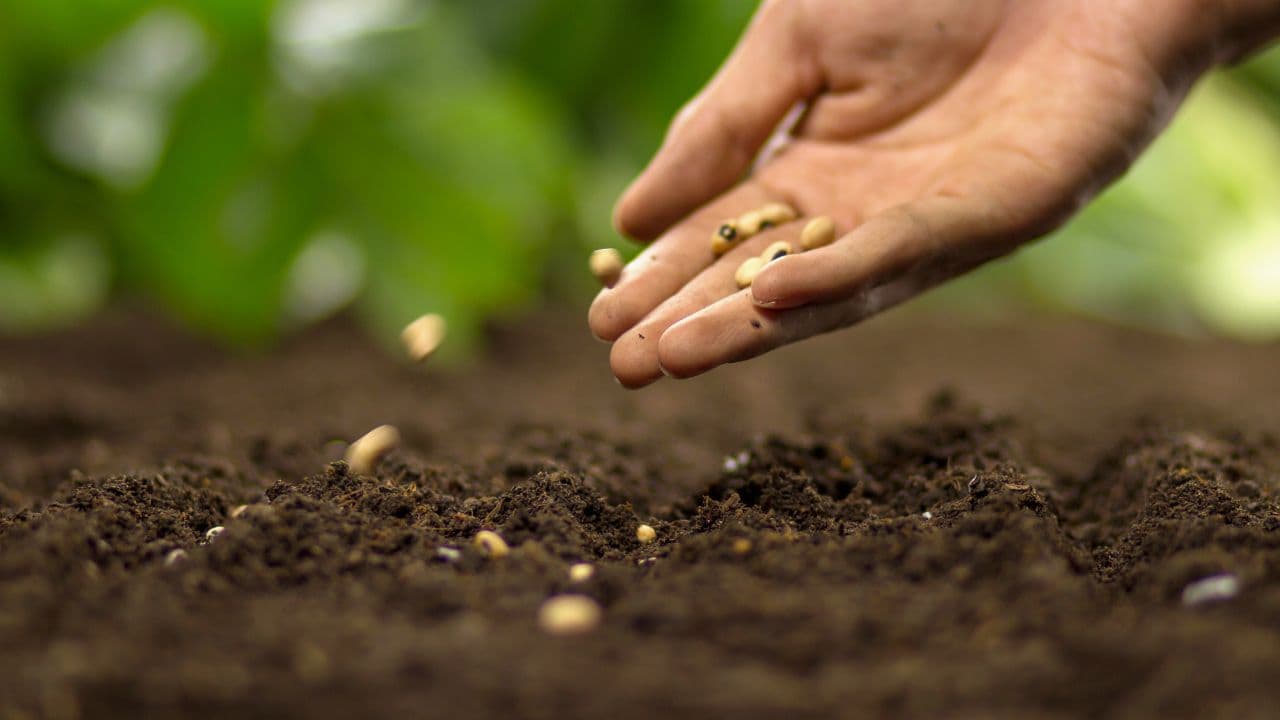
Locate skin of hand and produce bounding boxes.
[589,0,1279,388]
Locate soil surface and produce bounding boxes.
[2,306,1280,719]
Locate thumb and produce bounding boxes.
[613,0,820,241]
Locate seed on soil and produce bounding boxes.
[922,511,933,520]
[758,202,798,226]
[568,563,595,582]
[163,548,187,565]
[205,526,224,542]
[400,314,447,362]
[761,241,793,262]
[230,505,248,519]
[537,595,602,635]
[711,221,740,256]
[435,546,461,562]
[1181,573,1240,607]
[735,256,766,289]
[344,424,401,476]
[636,524,657,544]
[589,248,624,288]
[473,530,510,558]
[731,538,752,555]
[800,216,836,250]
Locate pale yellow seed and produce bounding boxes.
[230,505,248,519]
[345,425,401,476]
[800,216,836,251]
[473,530,510,558]
[758,202,798,225]
[731,538,753,555]
[589,248,624,288]
[737,209,769,236]
[636,524,657,544]
[735,256,766,289]
[710,220,740,256]
[400,314,447,362]
[537,594,602,635]
[568,563,595,582]
[761,240,793,262]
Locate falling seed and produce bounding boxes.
[922,511,933,520]
[636,524,657,544]
[400,313,447,362]
[435,546,462,562]
[731,538,753,555]
[1181,573,1240,607]
[568,563,595,582]
[205,526,225,542]
[735,256,766,289]
[230,505,248,519]
[589,248,624,288]
[538,595,602,635]
[164,549,188,566]
[800,216,836,250]
[345,424,401,476]
[473,530,510,558]
[723,456,740,472]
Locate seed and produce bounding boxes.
[435,546,462,562]
[538,594,602,635]
[731,538,752,555]
[1181,573,1240,606]
[230,505,248,519]
[758,202,798,226]
[589,248,624,288]
[922,511,933,520]
[761,240,793,263]
[568,563,595,582]
[400,314,447,362]
[737,209,769,236]
[205,526,224,542]
[735,256,766,288]
[473,530,510,558]
[164,548,188,565]
[344,424,401,476]
[636,524,657,544]
[800,216,836,250]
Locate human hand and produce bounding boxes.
[589,0,1255,388]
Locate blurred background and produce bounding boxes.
[2,0,1279,357]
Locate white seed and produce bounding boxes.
[164,548,188,565]
[761,240,793,262]
[344,424,401,476]
[636,524,657,544]
[473,530,510,558]
[435,546,462,562]
[922,511,933,520]
[205,526,225,542]
[1181,573,1240,607]
[711,220,741,256]
[400,313,447,362]
[568,563,595,582]
[230,505,248,519]
[800,216,836,250]
[589,248,624,288]
[538,594,602,635]
[735,256,765,289]
[758,202,798,226]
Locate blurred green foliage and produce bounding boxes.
[1,0,1279,350]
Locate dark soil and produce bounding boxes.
[2,306,1280,719]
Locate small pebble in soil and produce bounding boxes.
[435,546,461,562]
[636,524,657,544]
[731,538,752,555]
[344,424,401,476]
[163,549,187,566]
[205,526,225,542]
[588,248,624,288]
[230,505,248,519]
[568,563,595,582]
[473,530,510,558]
[1181,573,1241,607]
[400,314,447,362]
[537,595,602,636]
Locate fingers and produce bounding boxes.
[589,182,777,343]
[612,0,820,241]
[608,220,804,388]
[749,196,1012,310]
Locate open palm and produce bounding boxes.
[589,0,1218,387]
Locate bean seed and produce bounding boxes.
[230,505,248,519]
[737,209,769,236]
[636,524,657,544]
[711,221,741,256]
[589,248,624,288]
[473,530,510,558]
[538,594,602,635]
[800,216,836,250]
[758,202,798,226]
[735,256,766,288]
[568,563,595,582]
[164,548,188,566]
[344,424,401,476]
[205,526,224,542]
[401,314,447,362]
[761,240,793,262]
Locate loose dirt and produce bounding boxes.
[2,307,1279,719]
